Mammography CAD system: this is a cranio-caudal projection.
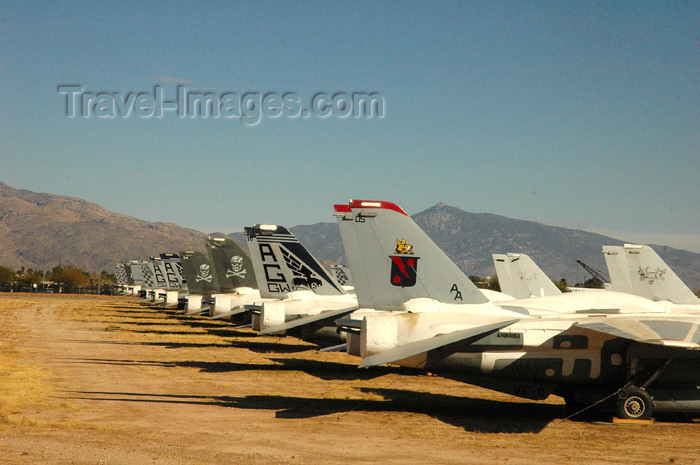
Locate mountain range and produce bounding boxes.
[1,181,699,289]
[0,182,208,273]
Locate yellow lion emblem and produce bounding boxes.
[395,238,414,255]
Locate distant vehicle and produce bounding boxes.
[31,288,54,293]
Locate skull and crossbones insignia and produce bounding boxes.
[226,255,247,278]
[196,264,213,282]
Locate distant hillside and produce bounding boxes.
[0,182,208,272]
[2,181,699,289]
[234,203,700,290]
[413,203,700,288]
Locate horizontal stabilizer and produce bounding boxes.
[319,343,347,352]
[211,307,250,319]
[336,317,363,329]
[359,318,519,368]
[259,306,359,334]
[185,307,209,315]
[245,303,262,313]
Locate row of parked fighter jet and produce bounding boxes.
[115,199,700,421]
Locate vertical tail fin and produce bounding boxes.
[114,263,128,285]
[128,260,146,286]
[244,224,346,299]
[617,244,699,304]
[330,264,354,288]
[159,253,187,290]
[180,250,221,295]
[334,200,488,311]
[123,263,135,285]
[205,237,257,292]
[139,260,157,289]
[149,257,169,289]
[492,253,560,298]
[602,246,635,295]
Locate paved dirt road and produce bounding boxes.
[1,294,698,464]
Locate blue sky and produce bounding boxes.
[2,1,699,251]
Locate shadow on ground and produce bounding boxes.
[61,388,563,433]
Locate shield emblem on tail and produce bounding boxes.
[390,256,419,287]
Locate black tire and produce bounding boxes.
[617,386,653,420]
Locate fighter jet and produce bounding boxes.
[141,254,188,307]
[493,253,562,299]
[603,244,700,308]
[204,236,261,319]
[113,263,129,295]
[125,260,146,297]
[179,250,220,314]
[330,264,354,290]
[243,224,358,338]
[334,200,700,419]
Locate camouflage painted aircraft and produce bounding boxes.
[334,200,700,419]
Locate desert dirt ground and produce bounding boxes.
[1,294,699,465]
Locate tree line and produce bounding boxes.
[0,264,116,290]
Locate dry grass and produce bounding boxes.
[1,294,699,465]
[0,343,51,425]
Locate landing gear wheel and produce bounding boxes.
[617,386,653,420]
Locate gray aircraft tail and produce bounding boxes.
[123,263,135,285]
[604,244,699,304]
[180,250,220,295]
[149,254,187,290]
[205,237,257,292]
[139,260,158,289]
[114,263,128,286]
[128,260,146,286]
[492,253,561,299]
[330,264,354,288]
[333,200,488,311]
[244,224,346,299]
[602,246,635,295]
[149,257,168,289]
[161,253,188,290]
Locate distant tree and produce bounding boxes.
[0,265,16,283]
[575,277,604,289]
[468,274,499,291]
[487,275,501,292]
[94,270,116,285]
[50,265,91,287]
[16,268,42,285]
[555,278,570,293]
